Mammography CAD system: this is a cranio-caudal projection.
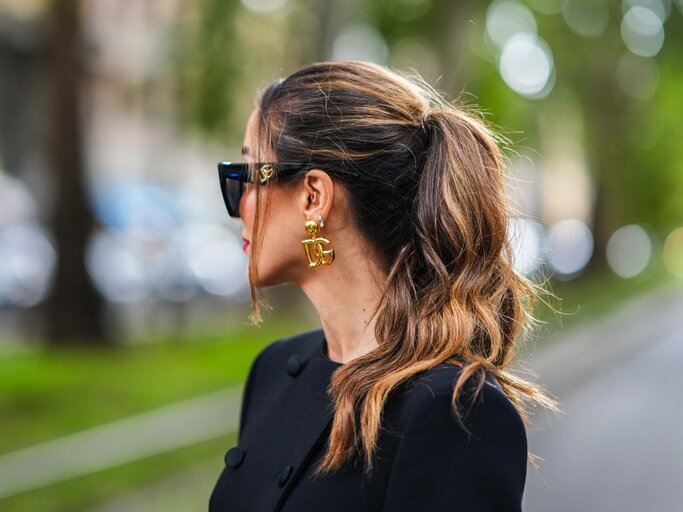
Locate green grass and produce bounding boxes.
[0,312,316,455]
[0,434,235,512]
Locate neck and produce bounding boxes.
[298,247,386,364]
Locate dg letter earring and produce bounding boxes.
[301,217,334,267]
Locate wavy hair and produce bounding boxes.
[245,60,557,476]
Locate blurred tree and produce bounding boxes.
[41,0,109,345]
[621,10,683,235]
[0,14,41,177]
[534,1,683,274]
[294,0,351,63]
[539,1,631,274]
[173,0,242,138]
[174,0,683,278]
[372,0,480,92]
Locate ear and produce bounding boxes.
[299,169,334,223]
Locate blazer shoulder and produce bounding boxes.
[384,363,528,511]
[403,361,523,432]
[409,360,502,396]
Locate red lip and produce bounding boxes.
[242,238,250,251]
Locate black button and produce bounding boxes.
[277,464,294,487]
[286,355,304,377]
[225,447,245,468]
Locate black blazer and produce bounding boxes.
[209,328,527,511]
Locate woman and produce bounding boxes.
[210,60,555,512]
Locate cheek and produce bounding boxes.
[240,186,257,227]
[249,190,305,281]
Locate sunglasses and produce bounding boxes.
[217,162,315,218]
[217,161,360,218]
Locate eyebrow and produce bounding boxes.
[241,146,249,156]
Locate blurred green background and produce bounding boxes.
[1,0,682,510]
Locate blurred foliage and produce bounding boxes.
[172,0,683,247]
[627,41,683,232]
[173,0,242,138]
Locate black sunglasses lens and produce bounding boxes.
[224,178,242,218]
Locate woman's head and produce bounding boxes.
[244,61,505,293]
[240,60,555,474]
[245,61,435,276]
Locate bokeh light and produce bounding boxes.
[508,216,546,276]
[547,219,594,278]
[563,0,609,38]
[85,229,153,303]
[606,224,653,278]
[0,173,39,226]
[0,223,57,308]
[331,23,389,63]
[486,0,537,49]
[85,219,247,303]
[91,182,181,234]
[0,174,55,308]
[622,0,671,22]
[180,224,247,298]
[240,0,289,15]
[662,226,683,278]
[621,6,665,57]
[499,32,554,98]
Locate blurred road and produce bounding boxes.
[523,284,683,512]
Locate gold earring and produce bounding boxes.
[302,218,335,267]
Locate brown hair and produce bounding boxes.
[245,60,557,475]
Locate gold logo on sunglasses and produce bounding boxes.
[258,164,274,184]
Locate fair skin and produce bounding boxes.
[239,110,387,364]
